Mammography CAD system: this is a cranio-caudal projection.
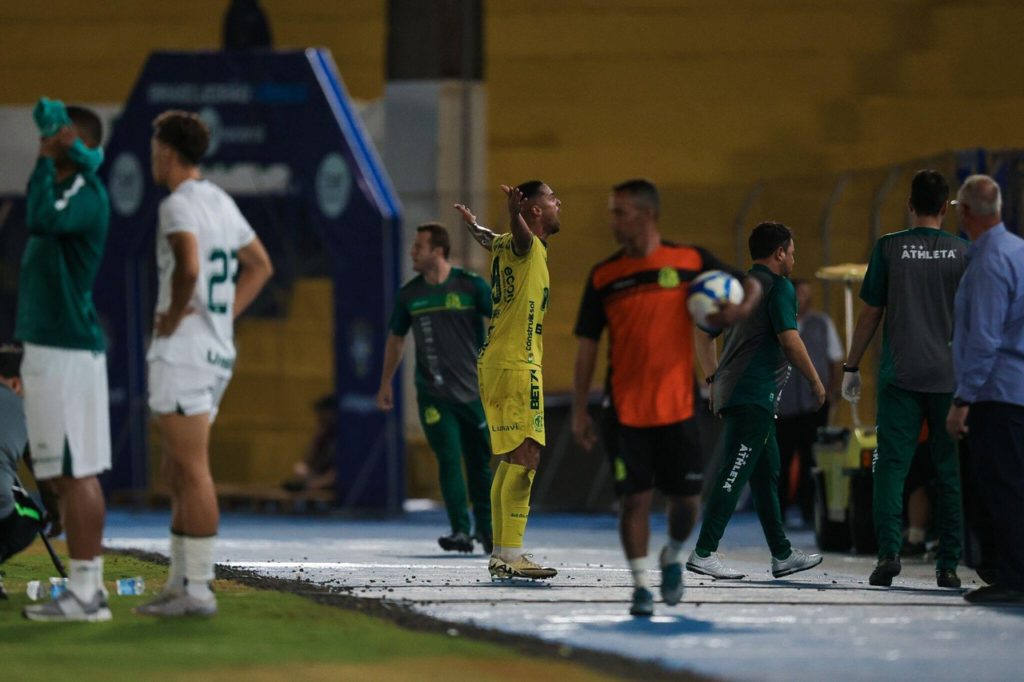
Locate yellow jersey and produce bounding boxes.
[478,232,550,370]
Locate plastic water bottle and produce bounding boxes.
[49,577,68,599]
[116,576,146,596]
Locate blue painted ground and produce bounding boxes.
[102,507,1024,681]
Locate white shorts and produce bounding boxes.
[148,360,230,424]
[22,343,111,481]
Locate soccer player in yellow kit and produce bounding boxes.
[454,181,561,579]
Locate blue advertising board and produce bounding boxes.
[95,50,403,510]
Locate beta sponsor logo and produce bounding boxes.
[722,443,751,492]
[900,245,960,260]
[529,369,541,410]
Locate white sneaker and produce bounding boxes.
[771,548,823,578]
[23,589,112,622]
[134,590,217,617]
[686,550,746,579]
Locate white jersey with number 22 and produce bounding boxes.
[147,178,256,376]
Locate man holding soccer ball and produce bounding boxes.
[571,178,761,617]
[688,222,825,581]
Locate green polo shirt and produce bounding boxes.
[713,264,798,414]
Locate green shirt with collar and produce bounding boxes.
[712,263,798,414]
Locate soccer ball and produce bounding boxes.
[687,270,744,332]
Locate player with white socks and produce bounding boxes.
[18,105,113,623]
[135,110,272,617]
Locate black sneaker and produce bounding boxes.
[976,566,1000,585]
[869,555,901,586]
[964,584,1024,604]
[474,531,493,555]
[438,532,474,553]
[936,568,961,589]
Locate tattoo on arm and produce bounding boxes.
[467,222,497,250]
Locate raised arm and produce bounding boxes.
[500,184,535,255]
[453,203,498,251]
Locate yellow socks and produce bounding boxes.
[490,460,509,551]
[499,463,535,555]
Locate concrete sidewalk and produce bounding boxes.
[104,508,1023,681]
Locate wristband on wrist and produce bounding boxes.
[842,364,858,373]
[705,374,715,385]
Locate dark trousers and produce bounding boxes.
[875,383,963,569]
[417,393,492,536]
[776,403,829,523]
[967,402,1024,589]
[696,405,791,559]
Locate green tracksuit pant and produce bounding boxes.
[417,393,492,536]
[874,381,963,569]
[696,404,792,559]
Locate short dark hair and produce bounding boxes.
[516,180,546,201]
[0,343,23,379]
[67,106,103,148]
[909,169,949,216]
[153,110,210,166]
[612,178,660,217]
[749,221,793,260]
[416,222,450,258]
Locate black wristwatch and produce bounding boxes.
[953,397,971,408]
[705,374,715,385]
[842,364,858,373]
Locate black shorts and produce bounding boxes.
[601,401,703,497]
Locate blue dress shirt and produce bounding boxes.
[953,223,1024,406]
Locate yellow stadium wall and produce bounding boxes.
[5,0,1021,484]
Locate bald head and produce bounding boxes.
[955,175,1002,239]
[958,175,1002,217]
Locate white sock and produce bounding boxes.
[661,539,686,566]
[167,531,186,593]
[908,527,926,545]
[68,558,99,601]
[183,536,216,600]
[628,557,649,588]
[94,555,107,596]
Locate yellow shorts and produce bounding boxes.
[478,365,546,455]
